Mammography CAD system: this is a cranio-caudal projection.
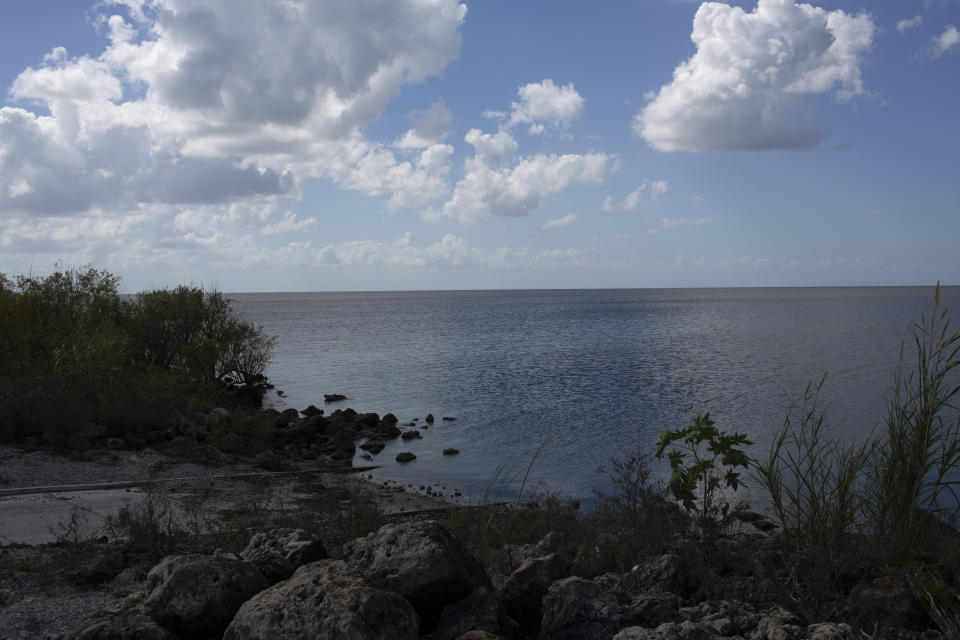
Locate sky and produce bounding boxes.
[0,0,958,292]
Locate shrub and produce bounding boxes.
[0,265,274,442]
[655,412,752,541]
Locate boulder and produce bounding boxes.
[275,408,302,427]
[539,576,623,640]
[223,560,418,640]
[377,422,403,439]
[751,605,804,640]
[613,621,719,640]
[217,432,248,455]
[505,530,564,567]
[680,599,761,636]
[433,587,517,640]
[103,438,127,450]
[396,452,417,463]
[381,413,399,426]
[401,430,422,440]
[539,577,680,640]
[65,610,181,640]
[848,575,924,630]
[344,521,491,631]
[66,435,92,451]
[359,412,381,427]
[360,439,386,454]
[240,528,328,584]
[443,448,460,455]
[143,554,269,639]
[499,552,568,636]
[442,416,456,421]
[324,393,347,403]
[426,414,435,423]
[622,552,703,600]
[302,404,323,416]
[67,545,126,585]
[206,407,231,427]
[254,450,291,471]
[806,623,856,640]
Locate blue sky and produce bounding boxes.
[0,0,958,292]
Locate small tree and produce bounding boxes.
[655,412,752,540]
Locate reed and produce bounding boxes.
[867,282,960,558]
[755,373,873,553]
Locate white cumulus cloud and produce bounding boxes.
[897,15,923,33]
[261,212,317,235]
[508,79,584,134]
[429,129,613,222]
[539,213,577,231]
[635,0,875,152]
[648,216,713,234]
[933,25,960,58]
[0,0,467,221]
[602,180,668,211]
[394,101,454,149]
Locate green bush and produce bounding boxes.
[0,265,274,442]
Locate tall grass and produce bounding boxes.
[867,283,960,558]
[756,374,873,552]
[758,283,960,563]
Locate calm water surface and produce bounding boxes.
[231,287,960,504]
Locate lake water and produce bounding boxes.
[230,286,960,505]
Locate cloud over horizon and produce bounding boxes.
[635,0,875,152]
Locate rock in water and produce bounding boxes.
[396,452,416,463]
[224,560,418,640]
[240,528,328,584]
[143,554,268,639]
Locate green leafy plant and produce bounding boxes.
[655,412,752,540]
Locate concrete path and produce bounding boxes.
[0,470,450,545]
[0,486,148,545]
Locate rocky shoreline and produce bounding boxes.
[0,399,955,639]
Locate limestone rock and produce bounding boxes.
[848,575,924,631]
[540,576,681,640]
[143,554,268,639]
[433,587,517,640]
[613,621,719,640]
[344,521,491,631]
[223,560,418,640]
[65,610,181,640]
[622,552,703,600]
[240,528,327,584]
[806,623,856,640]
[499,552,568,636]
